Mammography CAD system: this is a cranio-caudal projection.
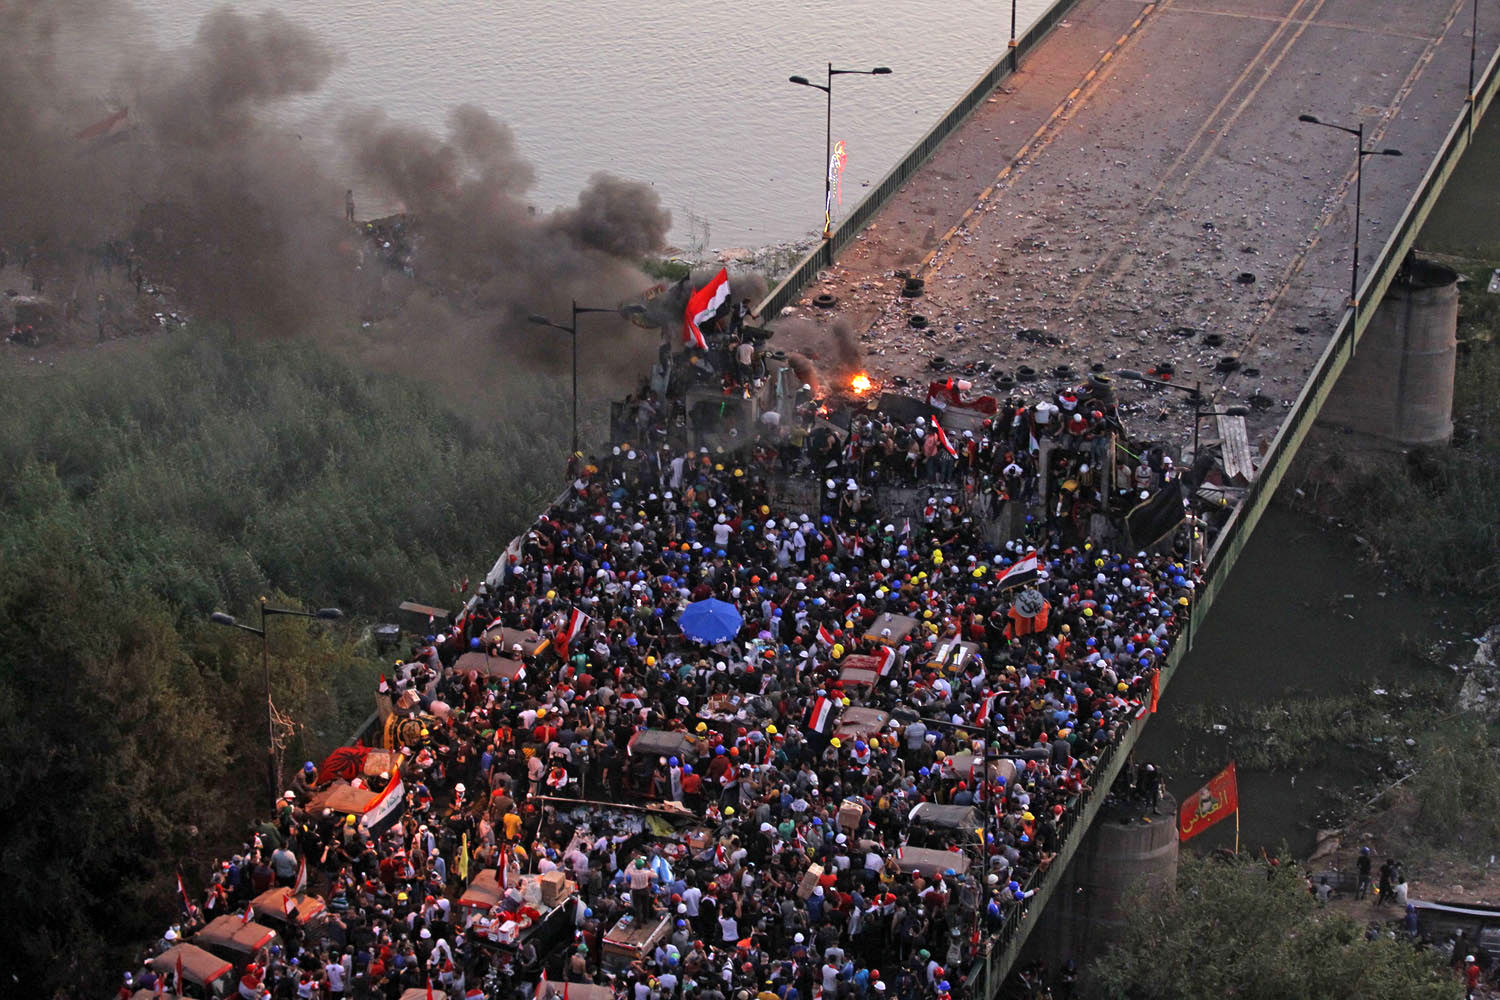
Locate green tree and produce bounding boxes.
[1083,854,1459,1000]
[0,327,579,994]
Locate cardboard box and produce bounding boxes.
[539,870,569,907]
[837,800,864,833]
[797,863,824,900]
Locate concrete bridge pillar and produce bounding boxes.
[1024,794,1179,971]
[1317,257,1459,449]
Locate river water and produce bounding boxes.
[1136,506,1470,856]
[135,0,1056,248]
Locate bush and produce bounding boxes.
[0,328,569,994]
[1084,853,1460,999]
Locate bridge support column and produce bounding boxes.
[1316,257,1459,450]
[1023,794,1179,972]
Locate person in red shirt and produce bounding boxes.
[1465,956,1481,999]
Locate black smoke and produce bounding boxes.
[0,1,671,370]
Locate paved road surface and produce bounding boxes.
[793,0,1494,453]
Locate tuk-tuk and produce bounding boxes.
[601,912,671,971]
[400,990,447,1000]
[838,654,883,691]
[250,888,326,929]
[454,650,527,682]
[893,844,974,878]
[458,868,510,910]
[833,707,890,744]
[147,944,233,997]
[306,780,378,819]
[863,613,918,645]
[907,803,982,850]
[627,729,698,761]
[462,872,575,975]
[926,635,980,673]
[193,915,277,967]
[481,626,548,658]
[540,985,612,1000]
[696,691,769,727]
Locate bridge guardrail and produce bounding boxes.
[966,41,1500,999]
[754,0,1088,321]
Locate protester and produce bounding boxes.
[127,359,1206,1000]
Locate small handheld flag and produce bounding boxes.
[806,696,835,734]
[932,420,958,458]
[994,551,1039,590]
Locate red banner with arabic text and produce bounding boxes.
[1178,761,1238,842]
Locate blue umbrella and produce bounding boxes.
[678,598,743,643]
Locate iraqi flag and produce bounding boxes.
[994,551,1039,590]
[556,607,589,659]
[806,695,835,734]
[817,623,836,647]
[932,420,958,458]
[292,856,307,894]
[684,267,730,349]
[874,647,897,676]
[359,767,406,835]
[974,689,997,727]
[177,871,192,913]
[240,900,255,925]
[282,890,298,919]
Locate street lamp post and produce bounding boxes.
[528,302,642,457]
[1297,115,1402,315]
[1010,0,1020,69]
[1469,0,1481,140]
[211,598,343,801]
[1115,370,1207,457]
[789,64,892,239]
[1117,369,1255,464]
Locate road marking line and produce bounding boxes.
[1061,0,1323,309]
[917,0,1165,275]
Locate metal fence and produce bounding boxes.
[964,43,1500,998]
[754,0,1088,321]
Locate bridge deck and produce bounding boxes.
[808,0,1495,450]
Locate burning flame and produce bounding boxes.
[850,373,873,395]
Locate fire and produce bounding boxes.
[850,373,873,395]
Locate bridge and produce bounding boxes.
[752,0,1500,992]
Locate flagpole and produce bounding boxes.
[1234,808,1240,855]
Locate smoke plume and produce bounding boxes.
[0,1,671,382]
[771,315,866,393]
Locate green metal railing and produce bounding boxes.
[964,41,1500,1000]
[755,0,1088,321]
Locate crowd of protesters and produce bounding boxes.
[124,339,1200,1000]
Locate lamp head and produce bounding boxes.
[789,75,810,86]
